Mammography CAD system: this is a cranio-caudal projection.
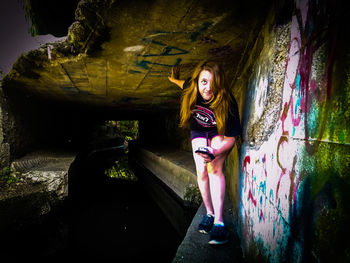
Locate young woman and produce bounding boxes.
[168,60,242,245]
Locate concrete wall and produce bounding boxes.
[0,87,11,167]
[226,0,350,262]
[0,85,116,164]
[138,111,192,152]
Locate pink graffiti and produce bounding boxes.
[285,37,301,89]
[243,155,251,169]
[259,209,265,222]
[290,96,302,127]
[243,155,258,207]
[243,156,251,192]
[248,190,257,207]
[241,0,338,255]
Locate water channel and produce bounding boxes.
[4,142,195,262]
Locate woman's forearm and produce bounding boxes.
[168,77,185,89]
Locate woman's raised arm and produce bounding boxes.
[168,67,185,89]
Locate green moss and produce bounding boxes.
[316,142,349,179]
[301,142,350,199]
[298,140,350,262]
[306,33,350,145]
[313,182,350,262]
[184,184,201,207]
[326,38,350,144]
[0,167,20,185]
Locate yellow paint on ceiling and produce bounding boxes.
[4,0,269,112]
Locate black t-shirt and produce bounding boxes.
[183,78,242,137]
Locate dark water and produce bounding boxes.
[66,178,182,262]
[3,148,183,262]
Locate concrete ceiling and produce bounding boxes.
[3,0,270,113]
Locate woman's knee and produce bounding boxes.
[196,168,209,182]
[207,167,222,177]
[207,158,224,176]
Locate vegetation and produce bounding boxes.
[105,155,137,181]
[0,167,20,185]
[101,120,139,180]
[184,184,202,207]
[105,120,139,141]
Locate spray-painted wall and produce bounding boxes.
[228,0,350,262]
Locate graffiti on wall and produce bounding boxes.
[239,0,350,261]
[124,17,233,78]
[124,22,213,76]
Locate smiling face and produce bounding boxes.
[198,70,213,101]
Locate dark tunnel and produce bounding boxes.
[0,0,349,262]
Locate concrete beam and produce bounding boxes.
[133,146,197,200]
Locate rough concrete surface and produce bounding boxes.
[2,0,269,112]
[173,197,244,263]
[135,145,197,200]
[0,150,75,231]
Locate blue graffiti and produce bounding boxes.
[269,189,274,201]
[140,38,189,57]
[259,181,266,195]
[135,58,182,70]
[129,21,211,75]
[293,74,302,136]
[147,21,213,42]
[190,22,212,42]
[61,86,90,95]
[128,69,142,74]
[120,97,140,103]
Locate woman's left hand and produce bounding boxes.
[168,67,179,82]
[196,146,215,163]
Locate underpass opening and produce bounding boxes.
[0,82,196,260]
[0,93,194,261]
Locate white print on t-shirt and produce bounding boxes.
[192,105,216,127]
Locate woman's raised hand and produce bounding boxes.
[168,66,185,89]
[168,66,179,82]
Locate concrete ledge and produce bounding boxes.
[131,144,244,262]
[172,195,244,263]
[134,146,197,200]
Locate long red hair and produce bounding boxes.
[179,60,232,135]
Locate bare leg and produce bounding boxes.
[207,136,229,224]
[207,163,226,223]
[192,138,214,216]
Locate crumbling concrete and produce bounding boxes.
[0,150,75,232]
